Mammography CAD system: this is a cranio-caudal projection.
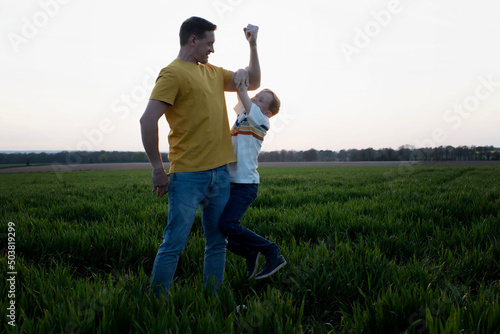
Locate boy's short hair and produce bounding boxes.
[179,17,217,46]
[262,89,281,116]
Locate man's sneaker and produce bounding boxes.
[246,252,261,279]
[255,255,286,280]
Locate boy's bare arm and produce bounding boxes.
[237,84,253,114]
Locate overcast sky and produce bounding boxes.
[1,0,499,153]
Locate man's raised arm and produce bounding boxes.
[226,24,261,92]
[245,24,261,90]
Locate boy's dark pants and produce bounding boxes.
[218,183,279,260]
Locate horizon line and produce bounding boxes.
[2,145,500,155]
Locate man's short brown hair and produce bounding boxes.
[179,17,217,46]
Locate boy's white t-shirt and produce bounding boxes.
[228,102,270,184]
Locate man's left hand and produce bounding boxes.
[244,24,259,45]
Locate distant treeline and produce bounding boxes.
[258,145,500,162]
[0,151,163,165]
[1,145,499,165]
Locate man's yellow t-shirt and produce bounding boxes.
[150,59,236,173]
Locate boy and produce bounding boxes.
[218,72,286,280]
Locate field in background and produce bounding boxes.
[1,166,499,333]
[1,160,500,173]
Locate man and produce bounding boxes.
[140,16,260,296]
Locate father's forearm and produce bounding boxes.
[140,119,164,171]
[247,44,261,90]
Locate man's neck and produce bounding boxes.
[177,48,197,64]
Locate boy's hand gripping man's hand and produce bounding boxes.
[233,68,249,91]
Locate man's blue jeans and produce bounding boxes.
[150,165,230,297]
[218,183,279,261]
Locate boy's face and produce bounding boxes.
[251,91,273,117]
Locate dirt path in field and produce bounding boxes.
[419,161,500,166]
[1,160,499,173]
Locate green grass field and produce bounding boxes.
[1,166,499,333]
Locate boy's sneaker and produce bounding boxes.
[255,255,286,280]
[246,252,261,279]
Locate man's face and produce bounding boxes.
[193,31,215,64]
